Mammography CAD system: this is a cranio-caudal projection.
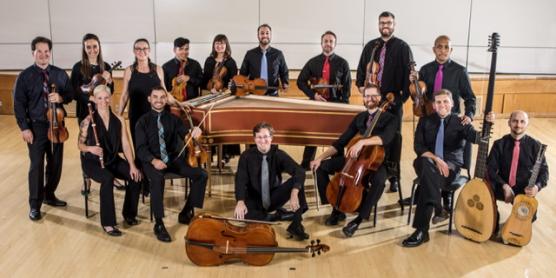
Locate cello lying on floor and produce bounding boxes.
[185,214,329,266]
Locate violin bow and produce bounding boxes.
[175,100,218,160]
[206,215,281,225]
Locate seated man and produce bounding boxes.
[403,89,494,247]
[135,86,208,242]
[310,84,399,237]
[234,122,309,240]
[487,110,549,231]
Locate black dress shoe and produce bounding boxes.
[342,219,361,238]
[103,226,122,237]
[178,209,194,225]
[276,208,295,221]
[287,222,309,241]
[29,209,41,221]
[325,210,346,226]
[399,197,417,206]
[389,179,399,192]
[43,197,67,207]
[154,223,172,242]
[402,230,429,247]
[124,217,139,226]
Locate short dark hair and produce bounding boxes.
[433,89,453,101]
[31,36,52,51]
[149,85,167,96]
[174,37,190,48]
[363,83,381,95]
[257,23,272,32]
[253,122,274,137]
[379,11,395,19]
[321,30,337,41]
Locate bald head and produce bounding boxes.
[508,110,529,139]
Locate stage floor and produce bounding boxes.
[0,115,554,277]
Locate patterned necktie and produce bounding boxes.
[157,113,169,164]
[508,140,521,187]
[41,70,49,109]
[377,43,386,84]
[366,112,375,129]
[260,50,268,81]
[322,56,330,81]
[433,64,444,93]
[435,118,445,160]
[261,154,270,210]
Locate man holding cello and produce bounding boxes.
[297,30,352,169]
[310,84,399,237]
[13,36,73,221]
[135,86,207,242]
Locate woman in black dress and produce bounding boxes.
[78,85,142,236]
[202,34,240,164]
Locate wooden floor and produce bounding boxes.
[0,115,554,278]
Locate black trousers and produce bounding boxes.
[82,156,141,226]
[244,178,308,224]
[412,157,458,231]
[142,160,207,219]
[301,146,317,169]
[315,155,387,220]
[385,104,403,180]
[27,121,64,210]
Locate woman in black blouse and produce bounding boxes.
[202,34,238,93]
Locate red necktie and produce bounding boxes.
[322,56,330,82]
[508,140,520,187]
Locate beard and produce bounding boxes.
[380,27,393,38]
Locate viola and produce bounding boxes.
[229,75,278,96]
[408,61,433,117]
[171,59,188,101]
[365,41,382,87]
[309,78,343,100]
[185,214,329,266]
[182,107,209,168]
[207,62,228,92]
[80,61,121,94]
[325,93,394,213]
[46,84,69,144]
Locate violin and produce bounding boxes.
[171,59,188,101]
[309,78,343,100]
[365,42,382,87]
[325,93,394,213]
[229,75,278,96]
[207,62,228,92]
[408,61,433,117]
[182,107,209,168]
[80,61,121,94]
[46,84,69,144]
[185,214,329,266]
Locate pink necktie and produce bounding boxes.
[508,140,520,187]
[433,64,444,93]
[377,44,386,84]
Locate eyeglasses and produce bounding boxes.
[363,94,381,99]
[255,135,272,140]
[379,21,394,26]
[134,47,149,52]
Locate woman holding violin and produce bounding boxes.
[202,34,238,93]
[309,84,399,237]
[135,87,208,242]
[202,34,240,165]
[70,33,115,124]
[13,36,73,221]
[78,85,142,236]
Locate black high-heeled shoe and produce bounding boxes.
[102,226,122,237]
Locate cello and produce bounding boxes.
[185,214,329,266]
[325,93,394,213]
[229,75,278,96]
[408,61,433,117]
[454,33,500,243]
